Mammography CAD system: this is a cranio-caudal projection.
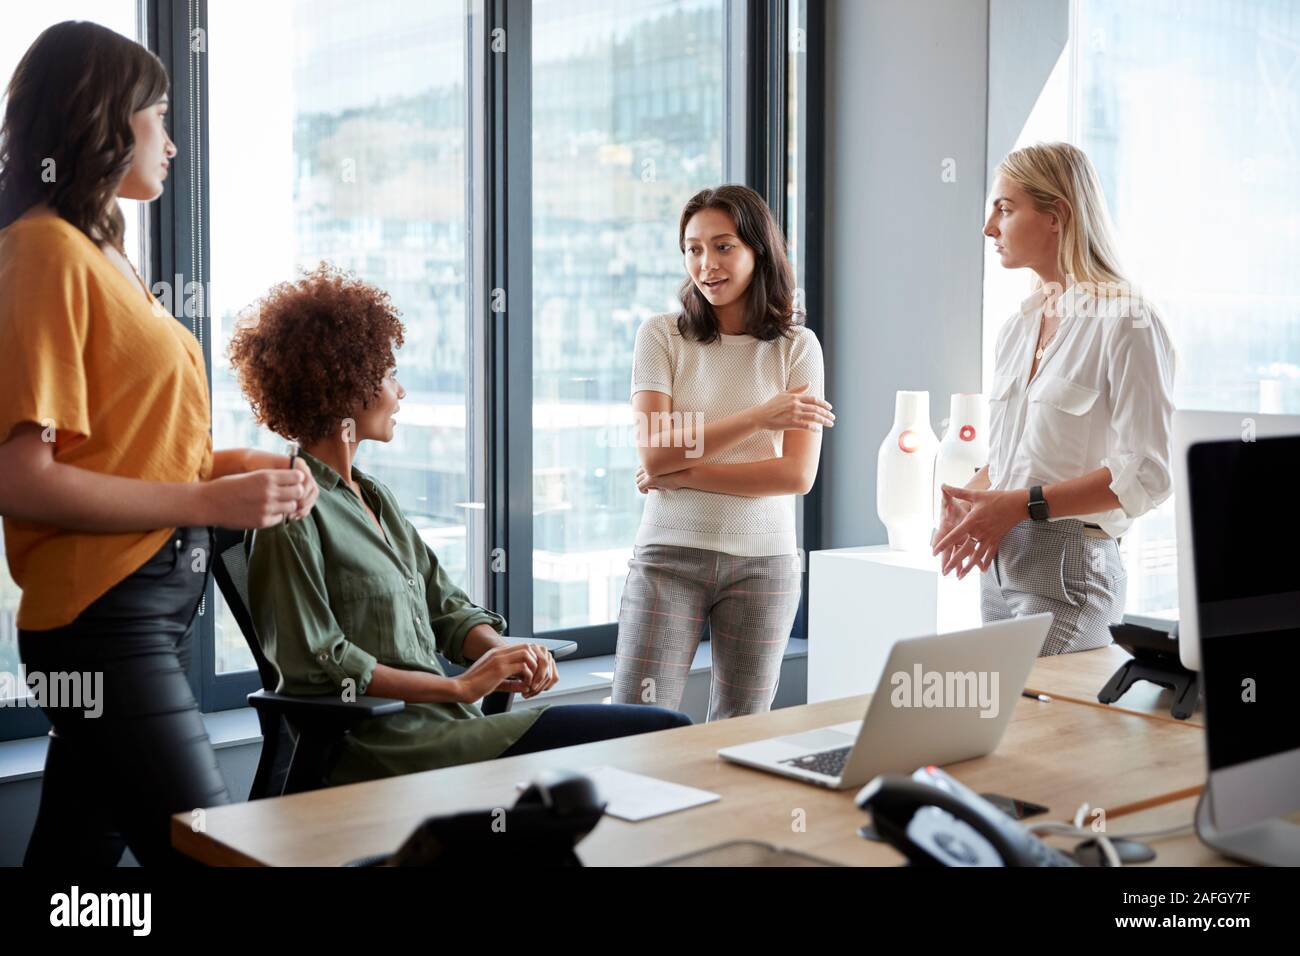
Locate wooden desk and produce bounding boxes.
[175,693,1207,866]
[1025,644,1204,728]
[1020,649,1230,865]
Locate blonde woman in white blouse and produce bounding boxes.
[933,142,1176,656]
[616,184,833,718]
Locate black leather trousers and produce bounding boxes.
[18,525,232,866]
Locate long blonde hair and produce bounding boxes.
[997,142,1129,291]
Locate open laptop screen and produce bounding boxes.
[1188,434,1300,771]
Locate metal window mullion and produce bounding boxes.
[801,0,825,560]
[150,0,244,708]
[187,0,207,632]
[744,0,787,221]
[467,0,488,607]
[484,0,533,636]
[147,0,205,701]
[186,0,221,706]
[793,0,826,644]
[188,0,205,353]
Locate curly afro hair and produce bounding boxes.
[228,263,406,445]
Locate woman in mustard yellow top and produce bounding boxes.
[0,23,319,866]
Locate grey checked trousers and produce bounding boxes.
[613,543,802,720]
[981,518,1127,656]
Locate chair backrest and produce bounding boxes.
[212,528,280,692]
[211,527,296,799]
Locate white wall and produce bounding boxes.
[986,0,1070,190]
[819,0,1068,549]
[821,0,992,548]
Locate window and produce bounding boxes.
[0,1,143,724]
[984,0,1300,616]
[785,0,820,586]
[530,0,727,636]
[207,0,480,674]
[2,0,796,737]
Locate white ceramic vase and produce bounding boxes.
[934,393,990,521]
[876,390,939,551]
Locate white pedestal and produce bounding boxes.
[807,545,984,704]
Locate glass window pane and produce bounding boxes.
[1075,1,1300,615]
[531,0,726,634]
[0,2,142,705]
[208,0,477,673]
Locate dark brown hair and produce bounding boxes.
[0,21,169,248]
[676,184,800,343]
[228,264,406,446]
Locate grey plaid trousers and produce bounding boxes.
[981,518,1127,656]
[613,543,802,720]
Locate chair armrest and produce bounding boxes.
[247,689,405,727]
[500,635,579,660]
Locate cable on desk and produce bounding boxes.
[1026,801,1195,867]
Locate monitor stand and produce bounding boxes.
[1195,788,1300,866]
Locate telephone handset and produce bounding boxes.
[856,766,1079,867]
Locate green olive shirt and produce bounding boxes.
[245,449,544,785]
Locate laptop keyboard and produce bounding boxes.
[780,745,852,779]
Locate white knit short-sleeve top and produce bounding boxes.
[630,311,825,557]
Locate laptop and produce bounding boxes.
[718,613,1053,789]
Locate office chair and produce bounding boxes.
[211,526,518,799]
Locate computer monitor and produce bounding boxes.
[1174,411,1300,837]
[1173,410,1300,672]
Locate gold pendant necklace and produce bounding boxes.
[1035,325,1057,362]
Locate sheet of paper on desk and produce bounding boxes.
[585,766,720,821]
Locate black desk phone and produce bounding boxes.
[347,769,606,867]
[856,766,1079,867]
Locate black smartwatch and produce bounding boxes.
[1027,485,1050,521]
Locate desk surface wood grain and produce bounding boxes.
[1025,644,1204,728]
[175,689,1207,867]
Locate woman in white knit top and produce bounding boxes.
[615,184,833,720]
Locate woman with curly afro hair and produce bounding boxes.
[230,264,691,785]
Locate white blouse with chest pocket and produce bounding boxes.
[986,283,1177,539]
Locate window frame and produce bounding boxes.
[0,0,823,742]
[788,0,826,648]
[0,1,811,738]
[148,0,242,710]
[2,0,821,738]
